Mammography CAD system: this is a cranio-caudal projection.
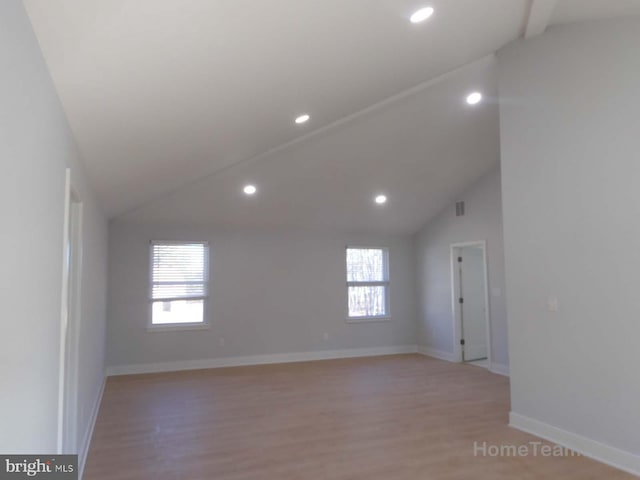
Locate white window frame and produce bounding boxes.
[147,240,210,332]
[345,246,391,323]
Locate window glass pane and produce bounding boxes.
[152,299,204,325]
[348,286,387,318]
[346,248,386,282]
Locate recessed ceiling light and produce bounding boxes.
[243,184,257,195]
[466,92,483,105]
[295,114,310,124]
[375,194,387,205]
[410,6,434,23]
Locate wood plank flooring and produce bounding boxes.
[84,355,635,479]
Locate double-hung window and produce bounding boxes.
[346,247,390,320]
[150,241,209,328]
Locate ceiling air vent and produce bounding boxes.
[455,201,465,217]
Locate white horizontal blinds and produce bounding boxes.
[346,248,387,282]
[151,242,208,301]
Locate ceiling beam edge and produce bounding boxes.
[524,0,559,38]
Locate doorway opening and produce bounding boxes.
[58,169,83,454]
[451,241,490,366]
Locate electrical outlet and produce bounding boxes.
[323,333,329,341]
[547,297,559,312]
[219,337,225,347]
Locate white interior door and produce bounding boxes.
[457,245,488,362]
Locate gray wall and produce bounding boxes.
[498,18,640,456]
[107,222,416,367]
[413,168,508,368]
[0,0,108,454]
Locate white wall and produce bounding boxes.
[499,17,640,462]
[414,168,508,368]
[0,0,108,455]
[107,222,416,368]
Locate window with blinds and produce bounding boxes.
[150,241,209,326]
[346,247,390,320]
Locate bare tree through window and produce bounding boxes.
[346,248,389,318]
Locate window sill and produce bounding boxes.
[146,323,211,333]
[345,316,391,324]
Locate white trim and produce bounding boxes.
[146,324,211,333]
[450,241,492,365]
[416,345,457,362]
[345,246,390,320]
[63,195,83,454]
[58,171,83,454]
[489,362,510,377]
[78,377,106,480]
[510,412,640,477]
[416,346,510,377]
[150,240,210,246]
[148,241,210,329]
[57,169,72,453]
[106,345,418,376]
[345,316,391,324]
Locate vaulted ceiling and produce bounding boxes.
[23,0,640,233]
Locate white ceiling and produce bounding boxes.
[23,0,640,233]
[550,0,640,26]
[119,56,499,233]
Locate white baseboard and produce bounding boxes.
[106,345,418,376]
[510,412,640,477]
[489,362,510,377]
[416,345,457,362]
[79,376,106,480]
[417,346,511,378]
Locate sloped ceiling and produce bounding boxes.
[550,0,640,25]
[23,0,640,233]
[120,56,499,234]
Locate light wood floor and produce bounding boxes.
[84,355,634,479]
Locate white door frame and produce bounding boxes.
[58,169,84,454]
[450,241,491,365]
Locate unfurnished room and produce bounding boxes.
[1,0,639,479]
